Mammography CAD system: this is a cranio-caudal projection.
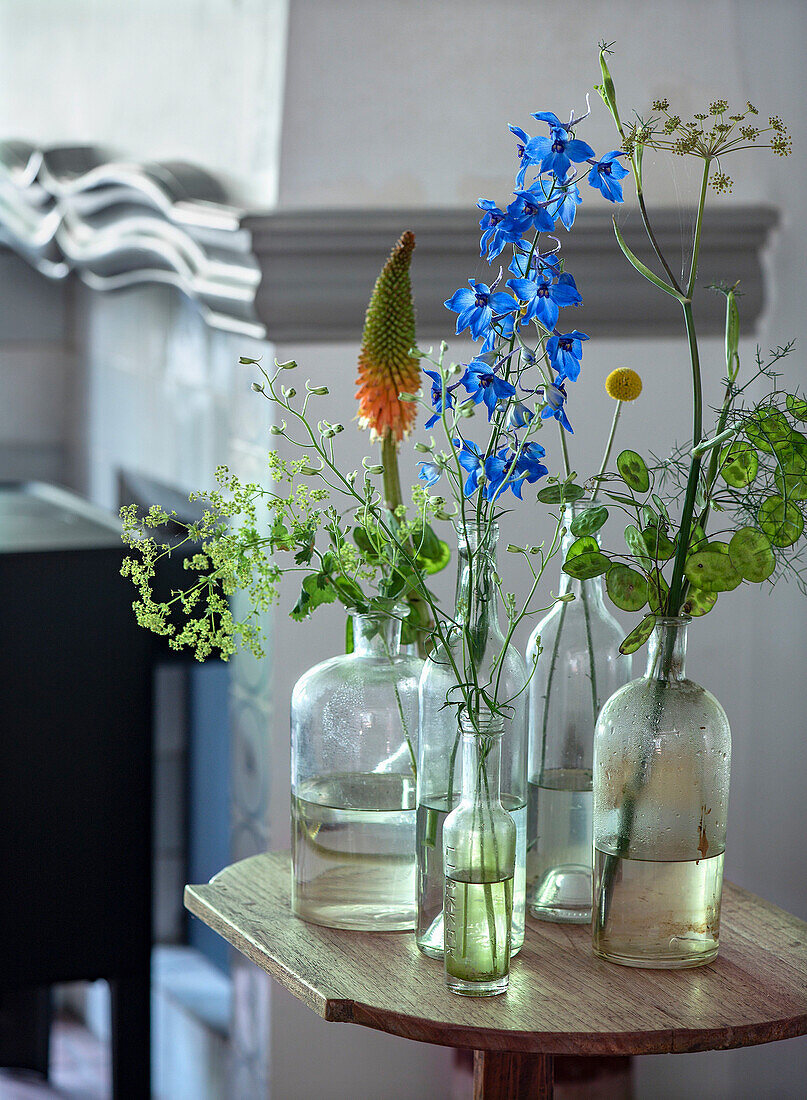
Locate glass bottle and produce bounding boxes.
[592,616,730,967]
[526,509,631,923]
[416,522,528,958]
[290,606,422,930]
[444,712,516,997]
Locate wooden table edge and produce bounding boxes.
[184,858,807,1057]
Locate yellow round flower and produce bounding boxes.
[605,368,643,401]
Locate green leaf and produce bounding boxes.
[725,288,740,380]
[687,523,708,552]
[562,551,611,580]
[619,614,657,655]
[616,450,650,494]
[603,490,640,507]
[567,535,600,558]
[719,440,758,487]
[774,447,807,502]
[612,218,687,302]
[537,481,586,505]
[570,505,608,536]
[786,394,807,422]
[758,494,804,547]
[651,494,671,523]
[744,409,793,455]
[290,573,337,621]
[413,522,451,575]
[684,550,742,593]
[682,586,717,617]
[728,527,776,582]
[331,574,367,608]
[606,564,649,611]
[642,525,676,561]
[624,524,652,570]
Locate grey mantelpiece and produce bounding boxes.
[0,143,778,341]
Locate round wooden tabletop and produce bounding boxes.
[185,851,807,1057]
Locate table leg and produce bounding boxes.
[473,1050,553,1099]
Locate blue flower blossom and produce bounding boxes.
[587,151,629,202]
[444,280,518,341]
[454,438,485,496]
[515,441,549,484]
[539,174,583,230]
[423,368,454,429]
[506,271,582,331]
[541,380,573,433]
[504,401,534,431]
[484,448,526,500]
[480,311,515,353]
[418,461,442,487]
[510,184,555,234]
[509,125,538,189]
[525,112,595,178]
[460,359,518,419]
[546,330,589,381]
[477,199,530,260]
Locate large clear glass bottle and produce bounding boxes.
[416,522,528,957]
[592,617,730,967]
[290,607,422,930]
[444,712,516,997]
[526,512,631,923]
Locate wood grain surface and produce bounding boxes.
[184,851,807,1056]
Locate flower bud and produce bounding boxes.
[276,359,297,370]
[307,385,329,395]
[414,442,432,453]
[251,382,264,392]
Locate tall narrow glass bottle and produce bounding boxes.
[526,512,631,922]
[291,607,421,930]
[592,617,730,967]
[444,712,516,997]
[416,522,528,957]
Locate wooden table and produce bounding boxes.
[185,852,807,1099]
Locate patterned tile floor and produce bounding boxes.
[0,1016,109,1100]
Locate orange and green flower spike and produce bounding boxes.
[355,230,420,443]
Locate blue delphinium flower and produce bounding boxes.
[510,125,538,189]
[454,439,485,496]
[524,111,595,179]
[460,359,518,419]
[423,368,454,429]
[480,311,515,353]
[515,441,549,484]
[418,460,442,487]
[478,199,530,260]
[587,151,629,202]
[504,401,534,431]
[444,280,518,341]
[506,271,582,331]
[541,380,573,433]
[546,330,589,381]
[539,173,583,230]
[510,184,555,234]
[484,448,526,500]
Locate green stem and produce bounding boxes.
[592,401,622,504]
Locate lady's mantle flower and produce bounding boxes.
[423,368,454,429]
[418,461,442,487]
[546,330,589,382]
[444,280,518,341]
[454,439,485,496]
[355,231,420,441]
[541,380,573,433]
[460,359,517,419]
[587,151,629,202]
[605,367,643,402]
[525,111,595,179]
[506,271,582,331]
[477,199,530,260]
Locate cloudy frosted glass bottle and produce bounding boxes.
[416,522,528,958]
[526,513,631,922]
[291,607,421,930]
[444,712,515,997]
[592,617,730,967]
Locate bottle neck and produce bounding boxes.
[454,522,501,634]
[458,713,504,804]
[351,611,403,658]
[645,617,689,682]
